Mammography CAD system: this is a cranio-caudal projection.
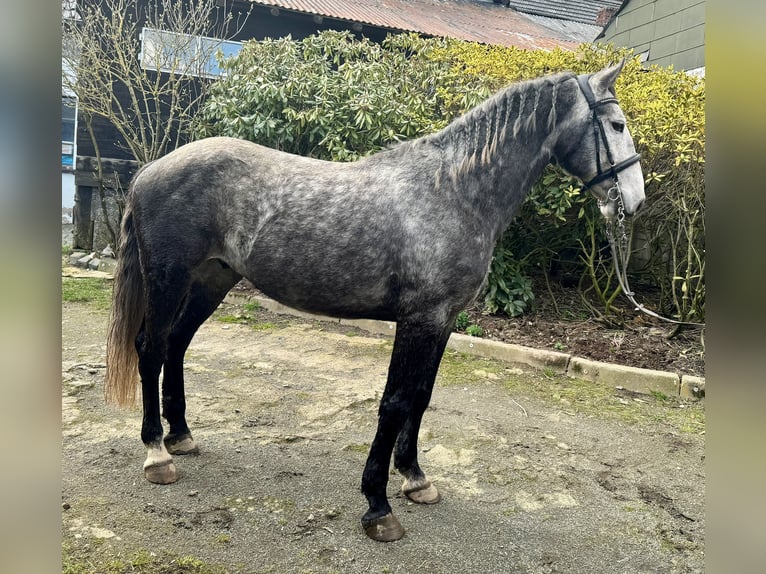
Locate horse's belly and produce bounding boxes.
[241,253,398,322]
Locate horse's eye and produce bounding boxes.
[612,121,625,133]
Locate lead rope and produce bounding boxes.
[602,184,705,328]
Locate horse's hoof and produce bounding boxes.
[144,461,178,484]
[362,513,405,542]
[164,434,199,455]
[402,479,441,505]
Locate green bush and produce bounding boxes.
[195,31,450,160]
[196,34,704,323]
[465,324,484,337]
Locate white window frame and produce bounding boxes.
[62,94,78,171]
[139,27,243,79]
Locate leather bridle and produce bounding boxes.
[576,73,704,328]
[575,73,641,192]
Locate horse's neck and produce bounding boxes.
[435,75,575,238]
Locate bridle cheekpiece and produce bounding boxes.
[576,73,641,193]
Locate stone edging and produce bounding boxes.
[224,292,705,401]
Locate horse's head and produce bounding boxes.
[553,61,645,220]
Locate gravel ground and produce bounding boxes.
[62,298,705,574]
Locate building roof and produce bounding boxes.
[520,12,603,44]
[593,0,630,40]
[507,0,623,26]
[250,0,585,50]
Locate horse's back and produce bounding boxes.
[126,136,486,322]
[131,137,290,202]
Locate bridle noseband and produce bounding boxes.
[576,74,641,193]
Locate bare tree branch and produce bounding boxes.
[62,0,250,166]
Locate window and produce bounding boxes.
[140,27,243,78]
[62,95,77,169]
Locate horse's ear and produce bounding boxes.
[592,59,625,96]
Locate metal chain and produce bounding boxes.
[603,182,704,327]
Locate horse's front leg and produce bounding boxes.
[394,394,443,505]
[361,320,451,541]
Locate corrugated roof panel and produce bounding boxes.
[523,13,603,43]
[250,1,583,50]
[507,0,623,25]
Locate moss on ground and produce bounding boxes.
[63,545,231,574]
[62,277,113,310]
[437,349,705,434]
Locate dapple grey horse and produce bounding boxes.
[106,62,644,541]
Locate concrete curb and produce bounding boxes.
[568,357,679,398]
[226,292,704,400]
[448,333,571,374]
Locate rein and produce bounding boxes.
[576,73,704,328]
[603,184,705,327]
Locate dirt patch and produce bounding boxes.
[62,298,704,574]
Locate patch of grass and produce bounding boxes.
[215,534,231,545]
[62,277,112,310]
[678,409,706,434]
[436,350,505,387]
[521,373,705,432]
[437,349,704,433]
[242,301,261,313]
[214,302,280,331]
[63,545,229,574]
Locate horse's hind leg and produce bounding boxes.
[138,266,192,485]
[361,319,452,541]
[162,261,242,456]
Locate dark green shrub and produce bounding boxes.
[195,31,450,160]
